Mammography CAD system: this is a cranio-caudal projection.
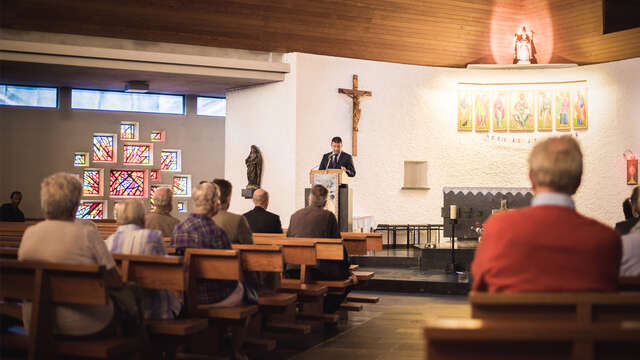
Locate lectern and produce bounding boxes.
[307,169,353,232]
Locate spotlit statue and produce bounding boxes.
[513,25,537,64]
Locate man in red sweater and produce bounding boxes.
[472,136,621,292]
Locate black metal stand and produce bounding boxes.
[446,218,463,273]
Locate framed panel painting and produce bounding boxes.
[536,90,553,131]
[474,92,490,132]
[457,90,473,131]
[509,91,534,132]
[109,169,147,198]
[492,91,508,132]
[572,88,588,130]
[555,90,571,131]
[312,172,339,217]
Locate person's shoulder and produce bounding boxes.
[341,151,353,158]
[574,212,620,239]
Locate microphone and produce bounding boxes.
[325,153,333,170]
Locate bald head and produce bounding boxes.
[253,189,269,209]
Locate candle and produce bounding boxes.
[450,205,457,220]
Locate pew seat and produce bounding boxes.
[146,318,209,336]
[2,332,139,359]
[346,295,380,303]
[279,280,328,296]
[195,304,259,320]
[353,271,375,281]
[258,292,297,307]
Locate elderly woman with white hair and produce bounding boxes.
[18,173,122,336]
[106,199,181,319]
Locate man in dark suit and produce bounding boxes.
[318,136,356,177]
[243,189,282,234]
[615,186,639,235]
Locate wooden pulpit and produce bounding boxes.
[307,169,353,232]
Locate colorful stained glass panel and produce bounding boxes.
[120,122,139,140]
[74,152,89,167]
[93,134,117,163]
[109,169,147,198]
[177,202,187,213]
[172,175,191,197]
[83,169,103,196]
[150,169,160,181]
[151,130,165,142]
[123,143,153,165]
[76,201,105,220]
[161,150,181,171]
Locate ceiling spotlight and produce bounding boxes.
[124,81,149,93]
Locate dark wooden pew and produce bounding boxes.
[469,291,640,323]
[340,232,383,255]
[0,259,138,359]
[424,318,640,360]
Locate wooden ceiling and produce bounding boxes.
[1,0,639,68]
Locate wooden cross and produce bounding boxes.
[339,74,371,156]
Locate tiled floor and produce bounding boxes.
[290,292,470,360]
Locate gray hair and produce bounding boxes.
[192,182,219,213]
[152,187,173,208]
[309,184,328,207]
[528,135,583,195]
[41,172,82,220]
[253,189,269,206]
[631,186,640,214]
[116,199,146,226]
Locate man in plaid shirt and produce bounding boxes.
[171,182,242,305]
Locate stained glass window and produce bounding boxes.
[172,175,191,197]
[74,152,89,167]
[110,169,147,198]
[82,169,103,196]
[160,150,181,171]
[93,134,117,163]
[123,143,153,165]
[151,130,165,142]
[177,201,187,213]
[150,169,160,181]
[76,201,105,220]
[120,122,139,140]
[149,184,169,200]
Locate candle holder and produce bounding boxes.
[446,218,464,273]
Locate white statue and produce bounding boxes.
[513,25,537,64]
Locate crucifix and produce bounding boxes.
[339,74,371,156]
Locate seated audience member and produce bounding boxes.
[145,187,180,237]
[171,182,247,360]
[243,189,283,234]
[212,179,253,244]
[0,191,25,222]
[615,187,640,235]
[18,173,121,336]
[471,136,621,292]
[621,193,640,276]
[106,199,181,319]
[287,184,356,312]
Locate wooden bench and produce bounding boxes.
[0,259,139,359]
[0,246,19,258]
[341,232,383,255]
[424,318,640,360]
[112,253,208,359]
[469,291,640,323]
[619,276,640,291]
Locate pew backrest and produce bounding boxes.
[112,254,185,291]
[231,244,284,272]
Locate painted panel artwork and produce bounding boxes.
[509,91,534,132]
[536,91,553,131]
[457,90,473,131]
[120,121,139,140]
[74,152,89,167]
[572,88,588,129]
[177,201,187,213]
[109,169,147,198]
[492,92,508,132]
[151,130,166,142]
[312,172,339,217]
[474,93,490,132]
[150,169,160,181]
[555,90,571,131]
[161,150,181,171]
[123,143,153,165]
[82,169,103,196]
[172,175,191,197]
[92,134,117,163]
[76,201,105,220]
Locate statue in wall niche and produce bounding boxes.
[513,25,537,64]
[242,145,262,198]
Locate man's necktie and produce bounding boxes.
[332,154,337,168]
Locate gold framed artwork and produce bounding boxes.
[555,89,571,131]
[572,88,588,129]
[492,91,508,132]
[509,91,534,132]
[536,90,553,131]
[457,90,473,131]
[474,93,490,132]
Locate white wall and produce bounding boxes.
[0,91,225,220]
[225,54,298,226]
[227,54,640,227]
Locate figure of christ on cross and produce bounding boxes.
[339,74,372,156]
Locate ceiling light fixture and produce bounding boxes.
[124,81,149,93]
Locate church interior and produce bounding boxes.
[1,0,640,359]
